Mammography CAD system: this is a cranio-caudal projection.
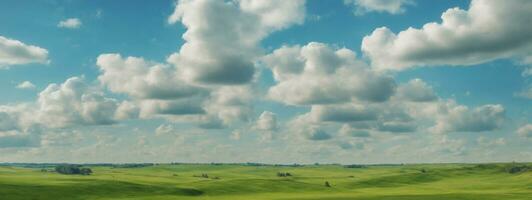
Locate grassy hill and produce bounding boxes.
[0,163,530,200]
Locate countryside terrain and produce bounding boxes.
[0,163,531,200]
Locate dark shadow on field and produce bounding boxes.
[0,179,203,200]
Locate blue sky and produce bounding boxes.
[0,0,531,164]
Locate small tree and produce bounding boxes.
[80,168,93,175]
[325,181,331,187]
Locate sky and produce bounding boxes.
[0,0,531,164]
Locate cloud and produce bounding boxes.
[516,124,532,138]
[16,81,36,90]
[344,0,414,15]
[431,104,505,133]
[114,101,139,120]
[305,127,332,141]
[255,111,278,131]
[514,86,532,99]
[167,0,305,85]
[36,76,121,127]
[377,121,416,133]
[338,124,370,137]
[311,104,377,122]
[97,54,206,100]
[155,124,176,136]
[0,130,41,148]
[264,42,396,105]
[0,36,48,68]
[204,85,254,124]
[57,18,82,29]
[362,0,532,70]
[396,79,437,102]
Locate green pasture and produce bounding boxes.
[0,163,530,200]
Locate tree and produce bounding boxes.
[325,181,331,187]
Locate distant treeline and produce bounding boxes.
[111,163,155,168]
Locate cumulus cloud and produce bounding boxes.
[362,0,532,70]
[255,111,278,131]
[167,0,305,85]
[431,104,505,133]
[36,76,121,127]
[97,54,205,100]
[264,42,396,105]
[396,79,437,102]
[0,36,48,68]
[57,18,82,29]
[516,124,532,138]
[16,81,36,90]
[205,86,254,124]
[344,0,414,15]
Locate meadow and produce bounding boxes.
[0,163,530,200]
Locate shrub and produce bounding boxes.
[277,172,292,177]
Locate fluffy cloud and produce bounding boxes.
[255,111,278,131]
[431,104,505,133]
[264,42,396,105]
[97,54,205,100]
[57,18,82,29]
[167,0,305,85]
[396,79,437,102]
[0,36,48,68]
[362,0,532,70]
[16,81,36,90]
[344,0,413,15]
[36,77,121,127]
[516,124,532,138]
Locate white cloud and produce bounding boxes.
[396,79,437,102]
[155,124,176,136]
[57,18,82,29]
[431,104,505,133]
[264,42,396,105]
[0,36,48,68]
[344,0,414,15]
[516,124,532,138]
[97,54,205,100]
[16,81,36,90]
[255,111,278,131]
[362,0,532,70]
[167,0,305,85]
[36,76,121,127]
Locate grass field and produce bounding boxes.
[0,163,531,200]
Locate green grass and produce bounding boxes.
[0,163,531,200]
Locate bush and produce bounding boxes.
[277,172,292,177]
[325,181,331,187]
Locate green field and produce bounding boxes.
[1,163,531,200]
